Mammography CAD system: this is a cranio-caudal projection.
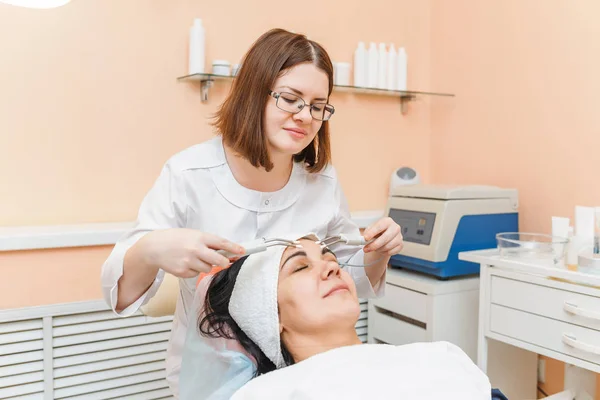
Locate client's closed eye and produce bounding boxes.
[294,265,308,273]
[281,247,340,273]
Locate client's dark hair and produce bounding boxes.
[198,256,294,376]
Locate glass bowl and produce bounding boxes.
[496,232,569,265]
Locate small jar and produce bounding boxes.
[212,60,231,76]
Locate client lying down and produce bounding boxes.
[179,234,493,399]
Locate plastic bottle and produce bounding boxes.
[377,43,387,89]
[567,226,579,271]
[386,43,397,90]
[552,217,570,268]
[188,18,205,75]
[367,42,379,88]
[353,42,367,87]
[396,47,407,91]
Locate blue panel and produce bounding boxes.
[390,213,518,278]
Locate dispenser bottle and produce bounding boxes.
[566,226,579,271]
[353,42,367,87]
[377,43,387,89]
[386,43,397,90]
[396,47,407,91]
[188,18,205,75]
[367,42,379,88]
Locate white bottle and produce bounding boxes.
[188,18,205,75]
[386,43,397,90]
[396,47,407,91]
[367,42,379,88]
[566,227,579,271]
[353,42,367,87]
[377,43,387,89]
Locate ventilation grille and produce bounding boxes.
[0,319,45,399]
[0,301,174,400]
[357,299,369,343]
[1,298,369,399]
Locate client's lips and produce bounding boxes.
[324,283,350,298]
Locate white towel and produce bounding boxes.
[228,233,320,369]
[231,342,492,400]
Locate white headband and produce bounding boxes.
[228,233,319,369]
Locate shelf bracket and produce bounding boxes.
[400,94,416,114]
[200,78,214,102]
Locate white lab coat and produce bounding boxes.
[100,135,385,397]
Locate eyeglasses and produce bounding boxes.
[269,91,335,122]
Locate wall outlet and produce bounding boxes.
[538,358,546,383]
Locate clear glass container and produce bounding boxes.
[578,252,600,275]
[496,232,569,265]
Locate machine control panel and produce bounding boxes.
[388,209,436,245]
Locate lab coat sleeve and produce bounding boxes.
[101,161,188,317]
[326,178,385,299]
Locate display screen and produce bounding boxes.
[388,209,436,245]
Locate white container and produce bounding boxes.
[377,43,387,89]
[188,18,205,75]
[567,227,580,270]
[552,217,570,268]
[396,47,407,91]
[367,42,379,88]
[552,216,570,239]
[353,42,367,87]
[386,43,397,91]
[575,206,595,246]
[578,251,600,275]
[335,62,351,86]
[231,63,241,76]
[212,60,231,76]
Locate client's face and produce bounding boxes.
[277,239,360,335]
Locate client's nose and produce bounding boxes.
[320,259,341,280]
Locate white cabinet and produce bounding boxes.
[367,267,480,362]
[461,249,600,400]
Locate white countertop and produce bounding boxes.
[0,210,384,252]
[460,249,600,288]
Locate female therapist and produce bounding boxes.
[101,28,403,397]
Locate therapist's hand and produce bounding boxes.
[362,217,403,256]
[139,228,245,278]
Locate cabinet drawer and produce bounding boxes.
[369,307,427,345]
[491,276,600,332]
[490,304,600,368]
[371,283,428,323]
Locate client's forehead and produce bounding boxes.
[281,238,321,259]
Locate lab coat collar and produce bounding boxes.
[208,136,307,212]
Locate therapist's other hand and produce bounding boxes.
[362,217,403,256]
[140,228,245,278]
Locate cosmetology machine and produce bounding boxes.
[386,183,519,278]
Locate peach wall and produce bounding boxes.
[430,0,600,396]
[0,246,111,309]
[537,355,565,398]
[2,0,599,395]
[0,0,433,228]
[430,0,600,233]
[1,0,434,309]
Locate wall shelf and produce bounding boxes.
[177,73,454,113]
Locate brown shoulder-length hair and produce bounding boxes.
[212,28,333,173]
